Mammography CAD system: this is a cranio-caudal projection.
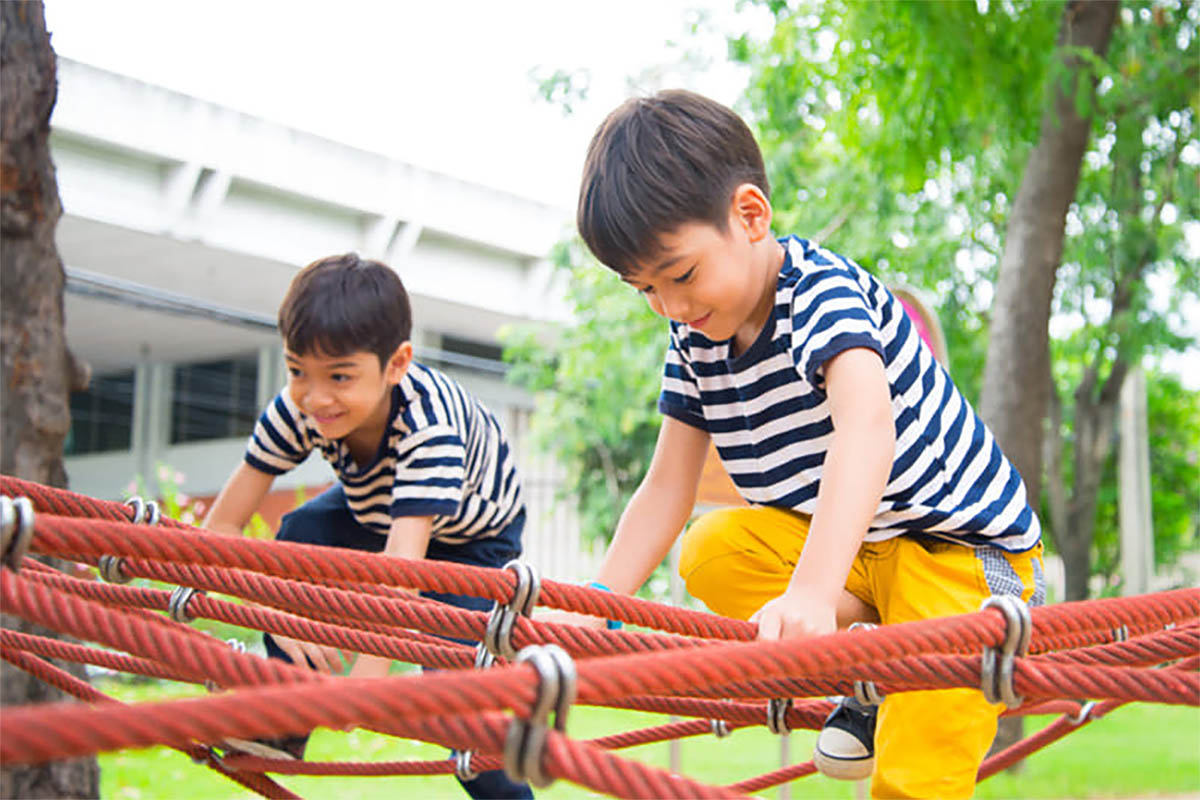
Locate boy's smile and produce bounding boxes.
[623,191,783,354]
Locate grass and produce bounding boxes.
[94,678,1200,799]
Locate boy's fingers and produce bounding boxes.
[756,609,781,641]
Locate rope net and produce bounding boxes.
[1,475,1196,799]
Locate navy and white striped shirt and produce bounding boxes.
[659,236,1041,552]
[245,361,524,544]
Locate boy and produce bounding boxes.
[203,253,532,800]
[572,90,1044,799]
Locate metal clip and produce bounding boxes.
[767,696,793,735]
[484,560,541,660]
[980,595,1032,708]
[98,554,131,584]
[456,641,499,776]
[455,749,479,782]
[1068,700,1097,726]
[168,585,203,623]
[0,496,34,572]
[848,622,885,705]
[1111,624,1128,643]
[710,718,730,737]
[503,644,575,789]
[125,496,161,526]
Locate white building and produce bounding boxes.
[53,59,594,579]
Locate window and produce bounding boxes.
[424,334,507,376]
[66,371,136,455]
[170,356,259,444]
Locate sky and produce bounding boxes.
[43,0,772,209]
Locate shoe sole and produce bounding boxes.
[221,737,300,760]
[813,748,873,781]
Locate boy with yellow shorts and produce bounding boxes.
[567,90,1045,798]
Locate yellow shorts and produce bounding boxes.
[679,505,1045,799]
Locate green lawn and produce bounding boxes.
[96,679,1199,799]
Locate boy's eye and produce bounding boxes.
[331,373,352,383]
[673,267,696,284]
[287,367,302,378]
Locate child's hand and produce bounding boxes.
[751,589,838,641]
[534,609,608,630]
[273,634,347,674]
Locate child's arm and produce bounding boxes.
[754,347,894,641]
[592,416,711,595]
[346,515,433,679]
[202,462,275,536]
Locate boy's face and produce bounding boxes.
[622,195,776,344]
[285,344,411,442]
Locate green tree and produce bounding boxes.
[503,240,662,545]
[735,0,1198,600]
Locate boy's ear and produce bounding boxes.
[384,342,414,384]
[730,183,772,243]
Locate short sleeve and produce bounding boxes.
[390,425,466,518]
[244,392,314,475]
[656,324,708,431]
[790,264,886,390]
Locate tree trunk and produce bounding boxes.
[977,0,1119,762]
[1,2,100,796]
[978,0,1119,493]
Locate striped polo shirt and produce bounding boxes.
[659,236,1041,552]
[245,361,524,544]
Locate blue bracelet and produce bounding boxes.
[585,581,624,630]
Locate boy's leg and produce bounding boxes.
[423,510,533,800]
[265,483,384,663]
[678,506,874,624]
[230,483,382,759]
[866,538,1045,799]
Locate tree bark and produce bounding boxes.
[1,2,100,796]
[978,0,1119,761]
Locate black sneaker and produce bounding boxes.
[221,734,308,761]
[813,696,876,780]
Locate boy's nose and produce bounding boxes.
[658,290,692,323]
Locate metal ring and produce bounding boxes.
[455,749,479,781]
[144,500,161,527]
[503,644,575,789]
[767,697,793,735]
[474,641,496,671]
[125,496,147,523]
[1111,625,1128,643]
[0,497,15,561]
[1068,700,1097,726]
[980,595,1032,707]
[98,555,131,584]
[848,622,884,705]
[1,497,35,572]
[710,718,730,737]
[484,562,542,660]
[168,586,201,623]
[503,560,541,617]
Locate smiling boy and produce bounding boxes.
[203,253,531,799]
[572,90,1045,798]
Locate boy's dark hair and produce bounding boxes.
[278,253,411,365]
[577,89,769,275]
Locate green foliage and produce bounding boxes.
[1091,372,1200,587]
[502,239,664,544]
[733,0,1199,584]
